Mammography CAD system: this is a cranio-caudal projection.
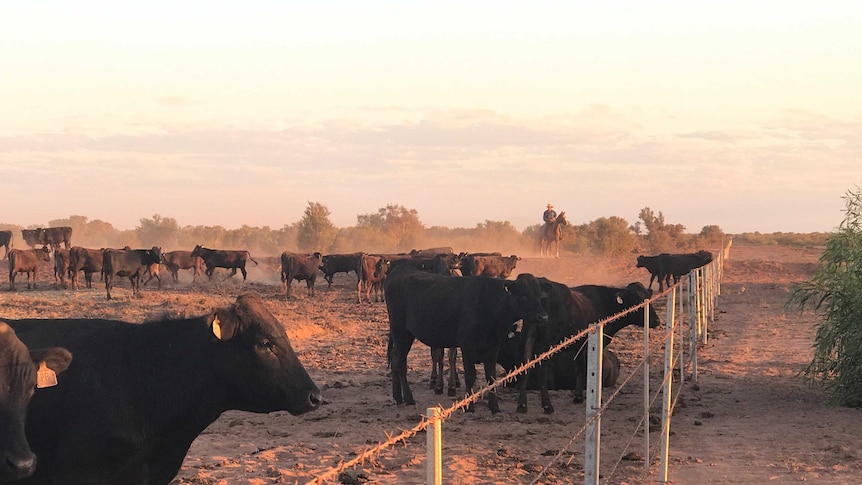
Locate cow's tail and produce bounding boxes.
[247,252,258,266]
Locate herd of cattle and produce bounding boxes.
[1,225,715,483]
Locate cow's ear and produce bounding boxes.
[30,347,73,375]
[211,311,240,341]
[616,293,624,305]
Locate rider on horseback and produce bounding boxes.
[543,203,557,226]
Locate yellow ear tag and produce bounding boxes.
[36,361,58,388]
[212,315,222,340]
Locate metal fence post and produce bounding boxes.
[659,288,676,482]
[426,407,442,485]
[689,272,698,382]
[585,323,604,485]
[643,300,651,475]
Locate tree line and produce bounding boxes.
[0,202,825,258]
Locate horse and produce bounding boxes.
[539,211,568,258]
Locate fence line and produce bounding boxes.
[304,246,728,484]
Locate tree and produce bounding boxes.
[357,204,424,251]
[585,216,638,257]
[296,202,337,252]
[137,214,180,248]
[698,225,725,249]
[637,207,687,253]
[789,186,862,406]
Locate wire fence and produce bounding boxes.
[304,245,728,484]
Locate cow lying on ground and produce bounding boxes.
[385,265,548,413]
[0,230,11,259]
[8,247,52,291]
[281,252,323,298]
[319,253,362,287]
[0,322,71,481]
[161,250,203,283]
[498,279,660,413]
[191,245,258,281]
[102,247,162,299]
[69,247,103,290]
[6,293,321,484]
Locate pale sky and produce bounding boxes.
[2,1,860,233]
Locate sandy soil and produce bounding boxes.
[3,243,859,484]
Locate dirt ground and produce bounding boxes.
[2,242,859,484]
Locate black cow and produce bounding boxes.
[38,227,72,251]
[161,250,203,283]
[659,250,713,289]
[191,245,258,281]
[21,230,42,249]
[409,246,455,258]
[53,248,71,289]
[6,293,320,484]
[0,230,11,259]
[281,252,323,298]
[102,247,162,300]
[499,279,661,413]
[636,254,670,290]
[385,266,548,413]
[0,322,71,481]
[8,247,52,291]
[460,254,520,278]
[69,247,103,290]
[319,253,362,287]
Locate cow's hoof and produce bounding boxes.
[516,404,528,414]
[434,388,443,395]
[572,396,584,404]
[543,405,555,415]
[490,407,503,415]
[447,388,456,397]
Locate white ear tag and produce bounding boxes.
[616,295,623,305]
[37,361,58,388]
[212,315,223,340]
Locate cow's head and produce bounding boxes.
[505,273,549,326]
[207,293,321,415]
[191,245,203,258]
[35,246,52,262]
[615,282,661,329]
[148,247,163,264]
[636,255,646,268]
[0,322,72,481]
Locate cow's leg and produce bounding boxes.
[105,273,113,300]
[240,266,247,280]
[460,347,479,412]
[572,345,588,404]
[9,270,15,291]
[307,280,314,296]
[538,361,553,414]
[482,354,502,414]
[429,348,443,394]
[447,347,459,396]
[389,334,415,406]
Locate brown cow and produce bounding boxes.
[281,252,323,298]
[39,227,73,250]
[0,230,11,259]
[69,247,103,290]
[162,250,204,283]
[8,247,52,291]
[357,254,387,303]
[460,254,520,278]
[53,248,71,289]
[191,245,258,281]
